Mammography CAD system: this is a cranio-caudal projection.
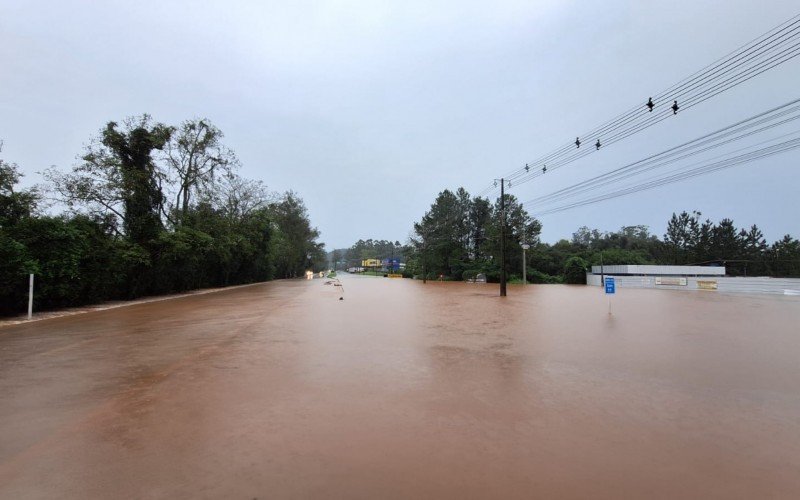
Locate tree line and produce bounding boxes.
[380,187,800,283]
[330,239,406,270]
[0,117,325,316]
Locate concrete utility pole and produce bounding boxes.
[500,178,507,297]
[600,251,604,287]
[522,243,529,285]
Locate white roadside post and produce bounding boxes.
[28,274,34,320]
[521,244,530,285]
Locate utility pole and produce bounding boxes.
[522,243,529,285]
[499,178,507,297]
[600,251,604,288]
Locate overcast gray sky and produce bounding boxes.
[2,0,799,250]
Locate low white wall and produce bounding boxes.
[586,273,800,296]
[590,265,725,276]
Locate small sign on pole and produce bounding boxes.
[604,277,615,315]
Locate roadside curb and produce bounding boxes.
[0,281,269,330]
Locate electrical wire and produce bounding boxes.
[477,13,800,196]
[526,135,800,216]
[523,98,800,206]
[508,41,800,188]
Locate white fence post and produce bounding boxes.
[28,274,34,320]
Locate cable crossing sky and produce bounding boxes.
[477,12,800,198]
[522,97,800,216]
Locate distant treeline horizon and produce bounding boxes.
[331,187,800,283]
[0,116,326,316]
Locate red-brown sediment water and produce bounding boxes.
[2,275,799,498]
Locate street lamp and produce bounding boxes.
[521,243,530,285]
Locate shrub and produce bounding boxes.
[527,268,563,284]
[564,256,589,284]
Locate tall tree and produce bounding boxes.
[485,193,541,279]
[330,249,342,270]
[772,235,800,277]
[100,118,171,244]
[163,119,237,225]
[711,218,741,263]
[739,224,768,275]
[468,196,492,260]
[693,218,715,263]
[1,141,38,227]
[413,189,467,278]
[47,115,171,243]
[664,211,700,264]
[270,191,323,277]
[571,226,602,248]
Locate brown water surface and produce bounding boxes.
[1,275,799,498]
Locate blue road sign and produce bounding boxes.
[382,258,401,270]
[604,277,616,294]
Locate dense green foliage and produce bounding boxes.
[331,239,405,270]
[660,210,800,276]
[398,187,541,282]
[563,256,589,284]
[398,188,800,283]
[0,120,325,316]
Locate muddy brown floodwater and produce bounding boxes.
[2,275,800,499]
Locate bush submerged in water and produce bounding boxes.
[564,256,589,284]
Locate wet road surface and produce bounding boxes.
[2,275,800,498]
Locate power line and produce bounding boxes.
[526,135,800,216]
[507,39,800,189]
[508,15,800,180]
[508,18,800,182]
[523,98,800,206]
[477,12,800,197]
[530,128,800,211]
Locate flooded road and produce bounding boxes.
[2,275,800,499]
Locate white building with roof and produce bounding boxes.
[586,264,800,295]
[590,265,725,277]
